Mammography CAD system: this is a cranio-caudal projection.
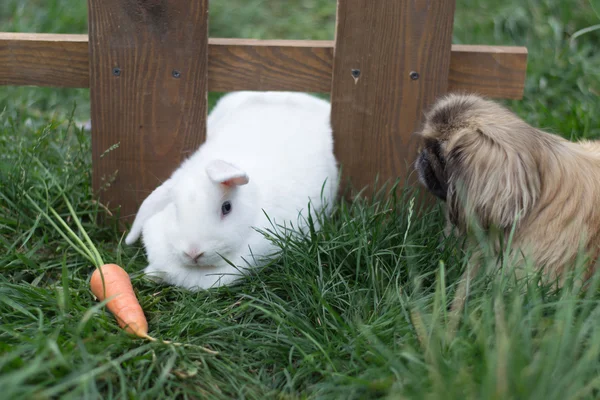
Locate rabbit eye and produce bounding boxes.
[221,201,232,216]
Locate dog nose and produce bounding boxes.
[185,250,204,262]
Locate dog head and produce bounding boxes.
[415,93,552,232]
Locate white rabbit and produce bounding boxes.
[125,91,339,290]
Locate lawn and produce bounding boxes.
[1,0,600,399]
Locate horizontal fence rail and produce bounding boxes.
[0,33,528,99]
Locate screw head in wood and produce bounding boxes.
[172,70,181,78]
[351,69,361,78]
[112,67,121,76]
[409,71,419,80]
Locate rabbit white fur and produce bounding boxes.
[125,91,339,290]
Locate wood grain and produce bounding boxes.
[0,33,89,87]
[330,0,457,196]
[87,0,209,221]
[449,45,528,99]
[208,38,333,92]
[0,33,527,98]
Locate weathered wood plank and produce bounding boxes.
[208,38,334,92]
[449,45,528,99]
[0,33,89,88]
[330,0,457,196]
[0,33,527,98]
[87,0,209,221]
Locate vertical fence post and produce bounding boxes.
[330,0,457,197]
[87,0,209,222]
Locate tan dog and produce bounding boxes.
[414,93,600,328]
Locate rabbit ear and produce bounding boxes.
[125,178,175,245]
[205,159,249,186]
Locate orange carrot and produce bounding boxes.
[90,264,148,338]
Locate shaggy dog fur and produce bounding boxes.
[414,93,600,327]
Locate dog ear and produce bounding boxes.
[446,125,541,232]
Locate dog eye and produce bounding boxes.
[221,201,232,216]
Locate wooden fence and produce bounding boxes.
[0,0,527,221]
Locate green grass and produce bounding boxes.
[2,0,600,398]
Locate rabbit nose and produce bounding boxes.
[185,250,204,262]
